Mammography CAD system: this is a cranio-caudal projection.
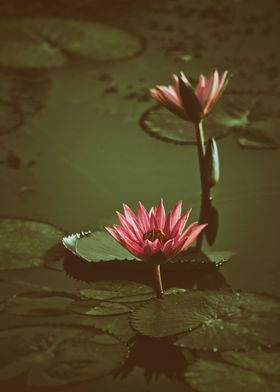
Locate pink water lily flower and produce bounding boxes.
[105,199,207,264]
[150,68,229,122]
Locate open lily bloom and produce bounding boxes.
[105,200,207,264]
[150,68,229,122]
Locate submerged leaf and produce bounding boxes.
[0,101,22,135]
[0,218,64,270]
[0,325,128,386]
[185,359,280,392]
[222,350,280,376]
[4,292,74,316]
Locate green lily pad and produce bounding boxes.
[4,292,74,316]
[232,93,280,149]
[185,359,280,392]
[63,230,232,266]
[130,290,280,351]
[140,104,232,145]
[141,93,280,150]
[80,280,154,301]
[0,218,64,270]
[70,299,131,316]
[0,325,128,386]
[81,314,136,342]
[63,231,138,262]
[0,19,142,69]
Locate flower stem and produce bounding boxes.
[194,121,209,199]
[153,264,163,298]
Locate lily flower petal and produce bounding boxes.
[106,200,207,264]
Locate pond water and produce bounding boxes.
[0,0,279,391]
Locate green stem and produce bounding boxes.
[153,264,163,298]
[194,121,211,250]
[194,121,209,199]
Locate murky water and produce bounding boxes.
[0,0,280,391]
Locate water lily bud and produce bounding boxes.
[205,138,220,188]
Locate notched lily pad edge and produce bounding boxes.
[63,231,233,266]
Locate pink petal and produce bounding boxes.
[172,222,199,252]
[123,204,138,224]
[155,198,166,230]
[163,212,172,237]
[122,240,144,259]
[113,225,141,246]
[104,226,121,242]
[200,69,216,108]
[203,69,219,114]
[137,201,151,232]
[147,239,162,254]
[162,239,174,256]
[170,208,192,237]
[180,223,208,251]
[170,200,183,230]
[116,212,142,242]
[195,74,206,104]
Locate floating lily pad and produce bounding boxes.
[232,93,280,149]
[63,231,138,262]
[70,299,131,316]
[0,19,142,69]
[82,314,136,342]
[130,290,280,351]
[185,358,280,392]
[141,93,280,150]
[80,280,154,302]
[0,325,128,386]
[63,230,232,266]
[5,292,74,316]
[140,104,232,145]
[0,218,64,270]
[0,100,22,134]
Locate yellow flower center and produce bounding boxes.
[143,229,166,244]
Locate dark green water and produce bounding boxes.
[0,0,280,391]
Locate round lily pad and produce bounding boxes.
[0,19,143,69]
[80,280,154,302]
[5,292,74,316]
[0,325,128,386]
[231,93,280,149]
[0,218,64,270]
[140,104,232,145]
[82,314,136,343]
[70,299,131,316]
[130,290,280,351]
[185,358,280,392]
[63,231,138,262]
[63,230,233,266]
[0,100,22,135]
[141,93,280,150]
